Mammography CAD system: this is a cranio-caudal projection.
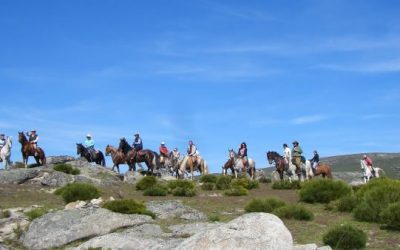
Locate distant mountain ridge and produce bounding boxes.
[321,152,400,179]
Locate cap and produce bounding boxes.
[161,141,165,145]
[292,140,299,144]
[86,134,92,138]
[134,132,139,136]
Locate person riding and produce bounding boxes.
[283,143,291,167]
[309,150,320,174]
[27,130,39,156]
[291,140,303,175]
[238,142,248,170]
[159,141,169,166]
[0,134,6,151]
[84,134,96,160]
[187,140,199,165]
[362,154,375,177]
[132,132,143,151]
[172,147,180,159]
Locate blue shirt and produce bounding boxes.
[84,139,95,148]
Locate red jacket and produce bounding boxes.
[365,156,373,166]
[159,146,169,156]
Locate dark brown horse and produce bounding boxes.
[105,145,127,173]
[222,157,236,176]
[118,138,159,173]
[18,132,46,167]
[76,143,106,166]
[266,151,295,181]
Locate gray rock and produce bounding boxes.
[22,207,153,250]
[0,168,41,184]
[145,200,207,221]
[294,243,318,250]
[169,222,221,236]
[46,156,76,165]
[176,213,293,250]
[0,244,10,250]
[72,224,183,250]
[123,171,144,184]
[317,246,332,250]
[40,171,74,187]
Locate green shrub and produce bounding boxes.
[24,207,49,221]
[272,180,301,190]
[323,223,367,250]
[224,186,249,196]
[208,213,220,222]
[53,163,80,175]
[273,205,314,221]
[172,187,196,197]
[103,199,155,219]
[245,198,286,213]
[216,175,232,190]
[0,209,11,219]
[380,202,400,230]
[200,174,217,183]
[201,183,215,191]
[299,179,352,204]
[54,183,100,203]
[13,161,25,169]
[337,195,358,212]
[168,179,196,190]
[353,178,400,223]
[231,178,259,190]
[143,183,168,196]
[136,176,157,190]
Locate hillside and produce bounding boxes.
[321,152,400,179]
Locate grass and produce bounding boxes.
[1,181,400,249]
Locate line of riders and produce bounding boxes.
[1,131,376,179]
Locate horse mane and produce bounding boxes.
[268,151,282,158]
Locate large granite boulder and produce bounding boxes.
[0,168,41,184]
[145,200,207,221]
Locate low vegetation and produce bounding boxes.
[272,180,301,190]
[299,179,352,203]
[142,183,168,196]
[24,207,50,221]
[102,199,155,219]
[136,176,157,191]
[0,209,11,219]
[53,163,80,175]
[323,223,367,250]
[54,183,101,203]
[168,180,197,197]
[245,198,286,213]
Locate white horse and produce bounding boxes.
[0,136,12,170]
[223,149,256,179]
[360,159,384,183]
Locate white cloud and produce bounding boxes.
[291,115,329,125]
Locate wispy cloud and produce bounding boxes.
[316,59,400,73]
[291,114,329,125]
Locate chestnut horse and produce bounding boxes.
[18,132,46,167]
[76,143,106,166]
[267,151,295,182]
[178,155,208,180]
[105,145,128,173]
[118,138,160,173]
[313,163,332,179]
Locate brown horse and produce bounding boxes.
[18,132,46,167]
[222,158,236,176]
[76,143,106,166]
[313,163,332,179]
[266,151,295,181]
[178,155,208,179]
[118,138,160,173]
[105,145,127,173]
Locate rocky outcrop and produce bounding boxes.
[176,213,293,250]
[0,168,41,184]
[145,200,207,221]
[45,156,76,165]
[21,208,153,250]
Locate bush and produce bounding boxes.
[353,178,400,223]
[224,186,249,196]
[24,207,49,221]
[245,198,286,213]
[380,202,400,230]
[273,205,314,221]
[231,178,259,190]
[216,175,232,190]
[168,179,196,190]
[136,176,157,190]
[299,179,352,204]
[208,213,220,222]
[54,183,100,203]
[272,180,301,190]
[323,223,367,250]
[172,187,196,197]
[53,163,80,175]
[102,199,155,219]
[143,184,168,196]
[13,161,25,168]
[201,183,215,191]
[337,195,358,212]
[200,174,217,183]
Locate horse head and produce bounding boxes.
[76,143,85,155]
[18,131,27,143]
[105,144,111,156]
[266,151,274,164]
[228,149,236,159]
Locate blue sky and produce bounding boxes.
[1,0,400,173]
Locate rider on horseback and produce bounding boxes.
[132,132,144,158]
[159,141,169,166]
[84,134,96,161]
[309,150,319,174]
[283,143,291,168]
[238,142,248,171]
[187,140,199,165]
[291,140,303,175]
[27,130,39,156]
[172,148,180,159]
[362,154,375,177]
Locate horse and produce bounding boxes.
[118,138,160,174]
[164,151,181,176]
[18,132,46,167]
[178,155,208,180]
[267,151,296,182]
[0,136,12,169]
[360,159,383,183]
[76,143,105,166]
[312,163,333,179]
[222,149,256,179]
[105,145,128,173]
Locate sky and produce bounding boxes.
[1,0,400,173]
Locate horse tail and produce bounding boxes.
[326,166,333,179]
